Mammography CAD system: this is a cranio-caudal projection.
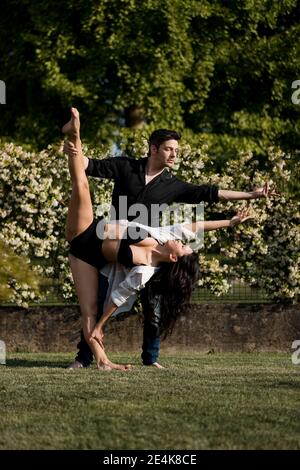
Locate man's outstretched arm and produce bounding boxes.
[63,140,124,179]
[219,182,278,200]
[173,179,278,206]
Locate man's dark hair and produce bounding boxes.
[149,129,181,151]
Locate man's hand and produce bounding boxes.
[251,182,279,199]
[63,140,78,158]
[229,208,254,228]
[63,140,89,170]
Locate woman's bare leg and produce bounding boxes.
[63,108,93,242]
[64,110,131,371]
[69,255,131,371]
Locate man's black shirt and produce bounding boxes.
[86,156,219,226]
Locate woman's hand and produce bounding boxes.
[229,208,254,228]
[90,325,105,349]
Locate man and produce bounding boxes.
[64,116,275,369]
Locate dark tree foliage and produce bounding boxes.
[0,0,299,159]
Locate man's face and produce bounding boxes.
[150,139,179,168]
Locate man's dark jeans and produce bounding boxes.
[75,273,162,367]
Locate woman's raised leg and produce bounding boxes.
[62,108,93,242]
[64,109,131,371]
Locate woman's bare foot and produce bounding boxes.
[62,107,80,136]
[97,361,132,371]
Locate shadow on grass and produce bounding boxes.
[271,381,300,389]
[6,358,67,368]
[6,357,140,369]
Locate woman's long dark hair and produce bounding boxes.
[150,252,200,339]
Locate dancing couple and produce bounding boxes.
[62,108,275,370]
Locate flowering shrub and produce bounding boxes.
[0,240,41,307]
[220,148,300,302]
[175,144,300,301]
[0,141,111,304]
[0,141,299,305]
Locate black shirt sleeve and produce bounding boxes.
[85,157,128,180]
[173,179,219,204]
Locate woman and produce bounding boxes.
[62,108,252,371]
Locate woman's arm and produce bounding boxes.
[196,219,231,231]
[90,300,118,345]
[88,318,131,370]
[183,208,253,233]
[90,266,157,346]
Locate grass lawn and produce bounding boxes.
[0,352,300,450]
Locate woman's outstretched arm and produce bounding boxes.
[183,208,253,233]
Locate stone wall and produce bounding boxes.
[0,304,299,353]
